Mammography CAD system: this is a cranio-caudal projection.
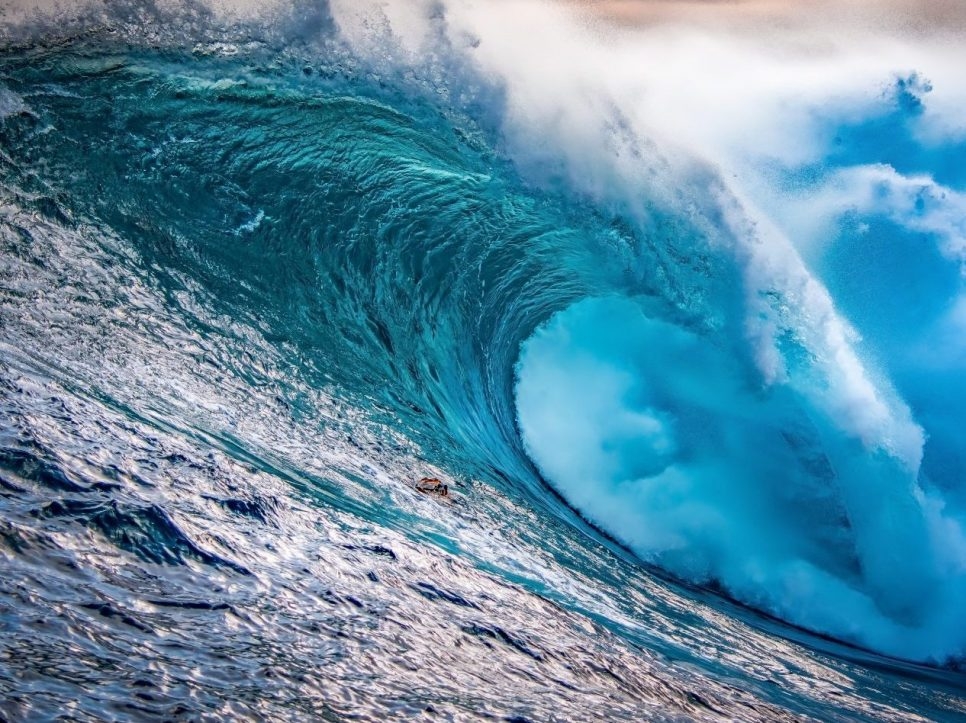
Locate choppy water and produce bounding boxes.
[1,3,965,720]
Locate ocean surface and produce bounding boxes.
[1,1,965,720]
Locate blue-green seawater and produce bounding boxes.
[0,37,963,721]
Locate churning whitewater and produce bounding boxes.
[0,0,965,720]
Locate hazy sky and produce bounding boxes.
[566,0,966,32]
[4,0,966,36]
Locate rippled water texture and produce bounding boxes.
[0,4,965,721]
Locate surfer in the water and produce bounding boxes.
[416,477,448,496]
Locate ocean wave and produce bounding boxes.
[1,1,965,719]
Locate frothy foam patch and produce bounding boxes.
[515,297,966,661]
[0,87,25,118]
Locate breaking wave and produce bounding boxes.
[1,1,965,719]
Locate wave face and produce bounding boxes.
[0,1,965,720]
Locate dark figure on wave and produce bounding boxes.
[415,477,448,497]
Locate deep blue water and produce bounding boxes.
[0,7,965,721]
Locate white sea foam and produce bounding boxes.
[0,86,25,118]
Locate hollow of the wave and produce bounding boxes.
[514,296,966,663]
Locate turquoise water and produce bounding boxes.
[0,9,964,721]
